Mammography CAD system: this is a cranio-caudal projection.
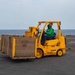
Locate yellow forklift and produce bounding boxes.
[25,20,66,58]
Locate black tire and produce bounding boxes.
[36,49,43,58]
[57,49,63,57]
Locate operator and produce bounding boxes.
[41,23,55,45]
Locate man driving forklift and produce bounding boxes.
[41,23,56,45]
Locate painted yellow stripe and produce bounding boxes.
[12,38,16,58]
[35,39,37,57]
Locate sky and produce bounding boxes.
[0,0,75,29]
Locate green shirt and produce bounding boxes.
[45,28,54,36]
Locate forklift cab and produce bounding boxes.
[36,21,66,58]
[37,21,62,45]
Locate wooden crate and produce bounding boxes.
[1,35,36,59]
[1,35,9,53]
[9,36,36,59]
[1,35,19,55]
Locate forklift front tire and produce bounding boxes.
[36,49,43,58]
[57,49,63,57]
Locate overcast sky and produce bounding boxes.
[0,0,75,29]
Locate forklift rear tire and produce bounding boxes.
[57,50,63,57]
[36,49,43,58]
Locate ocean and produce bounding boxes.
[0,29,75,35]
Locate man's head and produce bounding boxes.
[47,24,51,29]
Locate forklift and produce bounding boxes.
[25,20,66,58]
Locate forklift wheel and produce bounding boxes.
[36,49,43,58]
[57,50,63,57]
